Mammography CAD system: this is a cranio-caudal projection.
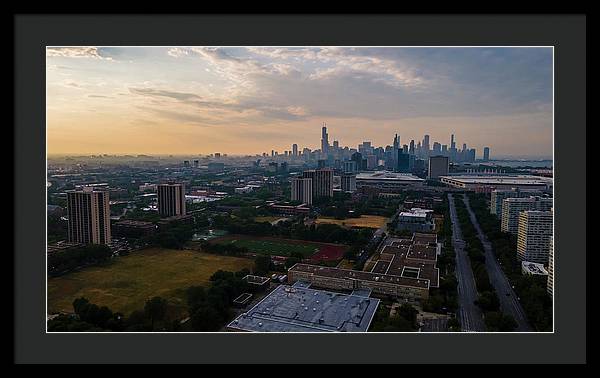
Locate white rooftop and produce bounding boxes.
[356,171,424,181]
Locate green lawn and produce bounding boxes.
[47,248,254,318]
[215,238,319,257]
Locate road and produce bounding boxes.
[420,318,449,332]
[447,193,486,332]
[462,194,532,332]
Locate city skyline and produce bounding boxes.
[47,46,553,158]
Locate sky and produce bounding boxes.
[46,46,553,159]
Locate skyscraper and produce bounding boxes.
[157,183,186,217]
[303,168,334,198]
[343,160,357,173]
[321,123,329,155]
[422,135,430,157]
[449,134,457,163]
[409,140,415,155]
[67,187,111,245]
[292,143,298,157]
[428,155,449,179]
[483,147,490,161]
[517,210,553,264]
[396,149,410,173]
[341,173,357,193]
[393,134,400,151]
[291,177,313,205]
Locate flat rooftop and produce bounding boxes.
[522,261,549,275]
[356,171,424,182]
[440,175,552,185]
[369,234,439,287]
[227,285,380,332]
[114,219,155,227]
[290,263,432,289]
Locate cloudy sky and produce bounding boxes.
[47,46,553,158]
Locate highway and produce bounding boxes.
[462,194,532,332]
[447,193,486,332]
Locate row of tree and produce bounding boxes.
[48,244,113,276]
[466,193,553,331]
[48,296,179,332]
[423,196,459,328]
[454,196,518,332]
[212,214,374,246]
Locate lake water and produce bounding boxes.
[483,160,553,168]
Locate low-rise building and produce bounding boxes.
[227,284,380,332]
[356,171,424,192]
[268,203,310,216]
[112,220,157,238]
[521,261,549,276]
[396,208,435,233]
[47,241,83,255]
[157,214,194,230]
[440,174,552,192]
[288,233,440,303]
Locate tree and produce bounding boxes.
[144,297,168,330]
[447,317,461,331]
[126,310,151,331]
[285,256,301,270]
[476,291,500,312]
[397,304,418,327]
[186,286,207,314]
[254,255,271,276]
[190,304,223,331]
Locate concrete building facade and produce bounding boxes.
[340,173,357,193]
[157,183,186,217]
[291,177,313,205]
[547,236,554,296]
[517,210,553,264]
[302,168,334,199]
[490,188,543,216]
[501,196,553,234]
[66,187,111,245]
[428,155,449,179]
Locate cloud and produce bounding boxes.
[47,47,114,60]
[86,94,113,98]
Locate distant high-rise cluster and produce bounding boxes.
[264,124,488,178]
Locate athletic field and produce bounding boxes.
[47,248,254,317]
[315,215,387,229]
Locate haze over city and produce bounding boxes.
[47,46,553,158]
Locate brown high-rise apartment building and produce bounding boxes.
[66,187,111,245]
[302,168,333,199]
[291,177,313,205]
[157,183,186,217]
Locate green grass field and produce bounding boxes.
[47,248,254,318]
[214,238,319,257]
